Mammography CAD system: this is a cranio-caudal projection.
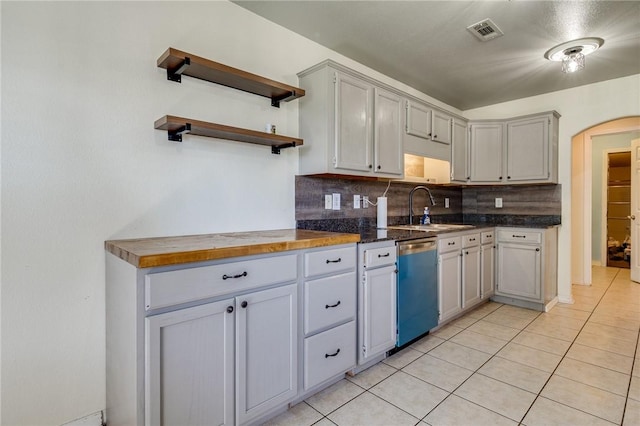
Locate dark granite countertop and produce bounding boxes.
[297,215,561,244]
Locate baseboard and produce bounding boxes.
[61,411,104,426]
[591,260,602,266]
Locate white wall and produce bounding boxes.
[0,2,461,424]
[464,74,640,303]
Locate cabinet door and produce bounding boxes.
[431,110,452,145]
[361,265,397,363]
[506,116,550,182]
[405,100,431,139]
[496,243,541,301]
[236,284,297,425]
[462,245,481,309]
[451,119,469,182]
[145,299,235,426]
[470,123,503,183]
[438,251,462,323]
[480,244,495,299]
[374,88,403,175]
[334,73,373,172]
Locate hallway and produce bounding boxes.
[266,266,640,425]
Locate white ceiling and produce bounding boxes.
[234,1,640,110]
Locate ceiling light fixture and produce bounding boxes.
[544,37,604,73]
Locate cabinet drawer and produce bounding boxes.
[305,246,356,277]
[304,321,356,390]
[497,230,542,244]
[462,233,480,248]
[363,246,397,268]
[438,236,461,253]
[481,231,494,245]
[145,254,297,310]
[305,272,356,335]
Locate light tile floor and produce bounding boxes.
[265,266,639,426]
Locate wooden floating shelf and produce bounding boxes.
[157,48,305,107]
[154,115,303,155]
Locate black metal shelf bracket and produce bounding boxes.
[271,141,297,155]
[167,57,191,83]
[168,123,191,142]
[271,90,297,108]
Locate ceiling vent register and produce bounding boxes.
[467,18,504,41]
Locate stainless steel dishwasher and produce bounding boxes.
[396,237,439,347]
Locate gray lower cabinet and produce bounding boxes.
[494,227,558,311]
[357,241,398,365]
[106,243,357,426]
[480,231,496,299]
[302,245,357,392]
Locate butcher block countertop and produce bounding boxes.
[105,229,360,268]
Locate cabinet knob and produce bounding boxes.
[377,165,381,170]
[241,301,248,308]
[507,176,511,179]
[467,176,470,180]
[536,248,540,252]
[499,176,503,180]
[368,164,373,169]
[433,134,438,138]
[226,306,234,314]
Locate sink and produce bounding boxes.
[388,224,474,232]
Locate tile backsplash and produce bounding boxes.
[295,176,561,223]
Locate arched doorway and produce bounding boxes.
[571,116,640,286]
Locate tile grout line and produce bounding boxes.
[517,268,622,425]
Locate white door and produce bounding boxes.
[405,100,431,139]
[462,245,481,308]
[145,299,235,426]
[361,265,397,363]
[236,284,297,425]
[374,88,403,175]
[334,73,373,172]
[438,251,462,323]
[631,138,640,282]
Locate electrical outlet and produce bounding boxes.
[353,195,361,209]
[495,197,503,208]
[362,196,369,208]
[324,194,332,209]
[445,198,450,208]
[332,193,341,210]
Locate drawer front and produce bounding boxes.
[304,321,356,390]
[305,246,356,277]
[364,246,397,268]
[481,231,494,245]
[438,236,461,253]
[145,254,297,310]
[462,233,481,248]
[497,230,542,244]
[304,272,356,335]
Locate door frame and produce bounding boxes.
[571,117,640,285]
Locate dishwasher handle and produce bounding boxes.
[398,238,437,256]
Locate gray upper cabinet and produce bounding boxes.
[431,109,452,145]
[469,122,504,183]
[406,100,431,139]
[298,61,403,178]
[451,118,469,183]
[467,111,560,185]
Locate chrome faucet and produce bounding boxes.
[409,185,437,225]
